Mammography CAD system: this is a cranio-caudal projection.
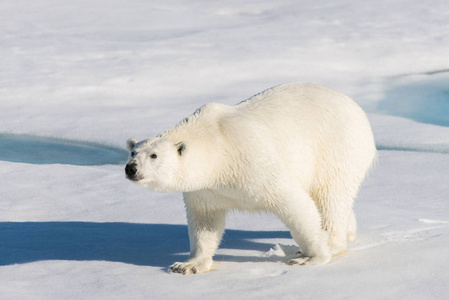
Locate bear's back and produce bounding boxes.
[231,82,376,192]
[236,82,361,122]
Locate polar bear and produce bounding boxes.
[125,82,376,274]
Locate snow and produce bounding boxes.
[1,0,449,299]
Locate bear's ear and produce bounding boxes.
[126,138,138,151]
[176,141,187,156]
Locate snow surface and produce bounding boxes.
[1,0,449,299]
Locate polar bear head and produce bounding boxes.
[125,137,187,193]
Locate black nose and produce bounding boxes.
[125,163,137,177]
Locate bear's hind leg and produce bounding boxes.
[346,209,357,242]
[272,186,331,266]
[319,194,355,256]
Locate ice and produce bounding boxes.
[0,134,127,165]
[1,0,449,299]
[373,71,449,127]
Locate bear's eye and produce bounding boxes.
[150,154,157,159]
[131,151,135,157]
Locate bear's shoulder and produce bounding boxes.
[194,103,233,116]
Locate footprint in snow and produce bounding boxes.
[351,218,447,251]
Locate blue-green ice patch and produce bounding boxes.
[0,134,128,165]
[375,70,449,127]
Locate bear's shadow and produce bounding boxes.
[0,222,293,268]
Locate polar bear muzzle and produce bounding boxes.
[125,162,138,180]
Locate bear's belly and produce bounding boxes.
[209,187,271,212]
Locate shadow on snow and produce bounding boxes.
[0,222,292,268]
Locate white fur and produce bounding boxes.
[126,82,377,274]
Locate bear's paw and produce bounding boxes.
[169,259,212,275]
[288,254,331,266]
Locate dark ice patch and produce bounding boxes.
[0,134,127,165]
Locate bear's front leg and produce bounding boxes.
[169,193,226,274]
